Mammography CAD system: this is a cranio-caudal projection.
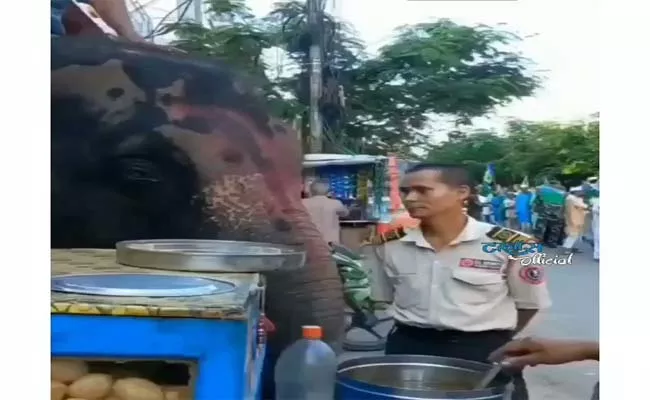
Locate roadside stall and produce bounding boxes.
[376,155,419,235]
[303,154,388,251]
[50,240,305,400]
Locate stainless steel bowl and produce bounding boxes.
[336,355,509,400]
[115,239,306,273]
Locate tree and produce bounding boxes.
[165,0,271,78]
[164,0,304,120]
[165,2,542,156]
[425,118,600,187]
[503,119,599,184]
[263,0,365,152]
[345,20,540,153]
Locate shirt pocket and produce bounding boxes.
[449,269,506,305]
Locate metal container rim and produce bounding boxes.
[337,355,508,399]
[116,239,305,257]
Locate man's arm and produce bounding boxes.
[506,258,552,334]
[91,0,144,41]
[489,338,598,367]
[335,200,350,218]
[515,310,538,333]
[360,244,393,304]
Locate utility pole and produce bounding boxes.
[193,0,203,23]
[307,0,323,153]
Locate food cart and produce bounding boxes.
[303,154,388,251]
[51,240,305,400]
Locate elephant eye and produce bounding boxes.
[119,158,162,184]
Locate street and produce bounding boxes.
[340,244,599,400]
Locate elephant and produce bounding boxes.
[51,36,345,397]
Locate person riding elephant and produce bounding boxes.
[51,36,345,397]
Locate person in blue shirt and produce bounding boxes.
[491,187,507,226]
[516,185,534,233]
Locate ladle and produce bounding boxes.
[473,362,503,390]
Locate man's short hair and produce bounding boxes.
[310,179,330,195]
[404,163,474,188]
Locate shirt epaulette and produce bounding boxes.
[486,226,537,243]
[363,227,407,246]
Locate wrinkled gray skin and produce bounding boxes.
[51,37,345,396]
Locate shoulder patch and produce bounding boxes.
[486,226,536,243]
[363,227,407,246]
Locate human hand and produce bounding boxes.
[261,316,276,334]
[488,337,598,368]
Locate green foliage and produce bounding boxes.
[350,20,540,152]
[165,0,270,77]
[426,119,600,187]
[163,1,542,156]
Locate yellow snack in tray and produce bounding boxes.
[164,391,180,400]
[163,386,192,400]
[50,380,67,400]
[112,377,165,400]
[51,359,88,383]
[68,373,113,399]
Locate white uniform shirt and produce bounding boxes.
[365,217,551,332]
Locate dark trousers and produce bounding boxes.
[546,220,565,246]
[537,218,564,247]
[385,323,529,400]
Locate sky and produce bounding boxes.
[139,0,599,136]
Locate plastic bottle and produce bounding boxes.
[274,325,337,400]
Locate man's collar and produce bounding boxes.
[400,217,484,249]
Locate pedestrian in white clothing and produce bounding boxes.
[591,197,599,261]
[476,184,493,223]
[562,188,589,253]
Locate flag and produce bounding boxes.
[483,163,495,184]
[481,163,496,196]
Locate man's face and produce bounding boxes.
[400,170,469,219]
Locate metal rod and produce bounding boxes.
[193,0,202,23]
[474,362,503,390]
[307,0,323,153]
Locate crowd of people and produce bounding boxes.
[470,178,600,261]
[476,184,535,232]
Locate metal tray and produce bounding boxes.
[115,239,306,273]
[51,274,236,297]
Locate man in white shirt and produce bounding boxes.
[478,193,493,223]
[590,196,600,261]
[562,188,589,252]
[302,180,349,244]
[365,163,551,400]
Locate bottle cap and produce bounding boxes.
[302,325,322,340]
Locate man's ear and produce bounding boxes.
[457,185,471,201]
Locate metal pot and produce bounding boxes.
[336,355,510,400]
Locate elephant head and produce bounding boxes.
[51,37,345,385]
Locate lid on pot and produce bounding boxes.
[51,274,236,297]
[115,239,306,273]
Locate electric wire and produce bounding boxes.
[147,0,193,39]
